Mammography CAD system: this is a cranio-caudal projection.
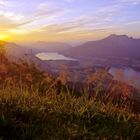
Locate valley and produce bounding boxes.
[2,34,140,90]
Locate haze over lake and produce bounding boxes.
[36,52,77,61]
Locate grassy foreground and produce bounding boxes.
[0,45,140,140]
[0,84,140,140]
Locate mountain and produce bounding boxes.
[1,34,140,61]
[0,41,73,70]
[66,34,140,60]
[0,41,31,59]
[25,41,72,53]
[0,41,72,59]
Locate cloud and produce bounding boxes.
[125,20,140,25]
[0,10,24,32]
[0,1,67,34]
[0,0,18,8]
[0,11,24,21]
[6,3,120,36]
[1,0,119,35]
[34,12,117,36]
[120,0,140,5]
[35,2,64,19]
[64,0,79,2]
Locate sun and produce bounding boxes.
[0,34,9,41]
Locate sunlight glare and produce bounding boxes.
[0,34,9,41]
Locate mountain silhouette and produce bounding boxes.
[66,34,140,60]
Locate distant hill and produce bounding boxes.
[0,41,72,59]
[66,34,140,60]
[0,41,31,59]
[1,34,140,61]
[0,40,73,70]
[25,41,72,53]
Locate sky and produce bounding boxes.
[0,0,140,43]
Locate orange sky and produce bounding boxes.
[0,0,140,43]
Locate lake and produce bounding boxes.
[36,52,77,61]
[36,53,140,89]
[109,67,140,89]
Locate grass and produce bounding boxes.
[0,84,140,140]
[0,46,140,140]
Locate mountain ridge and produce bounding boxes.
[66,34,140,60]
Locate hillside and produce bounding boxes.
[0,41,31,59]
[0,41,72,59]
[66,34,140,60]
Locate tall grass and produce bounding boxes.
[0,83,140,140]
[0,44,140,140]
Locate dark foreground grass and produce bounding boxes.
[0,85,140,140]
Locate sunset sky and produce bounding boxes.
[0,0,140,42]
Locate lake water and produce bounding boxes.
[36,53,140,89]
[36,52,77,61]
[109,67,140,89]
